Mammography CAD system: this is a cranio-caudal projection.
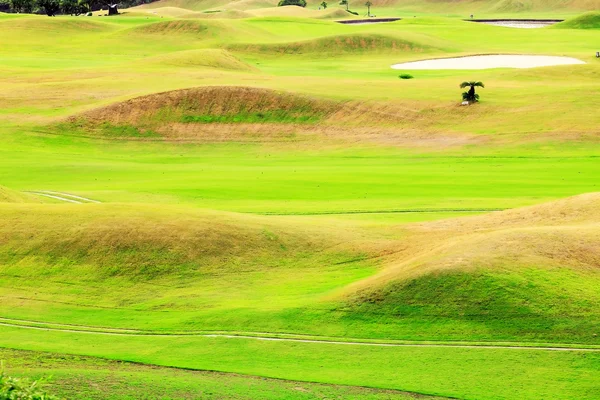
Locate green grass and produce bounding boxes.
[1,348,440,400]
[1,8,600,400]
[0,133,598,213]
[1,328,600,400]
[554,11,600,29]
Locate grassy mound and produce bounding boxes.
[62,86,337,139]
[1,194,600,343]
[348,192,600,290]
[554,11,600,29]
[136,6,198,17]
[182,9,254,18]
[1,17,114,35]
[340,193,600,341]
[0,202,371,328]
[230,33,432,55]
[220,0,278,10]
[141,49,257,71]
[248,6,352,19]
[133,0,232,11]
[129,19,225,37]
[0,203,340,279]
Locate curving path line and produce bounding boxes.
[27,191,100,204]
[0,318,599,352]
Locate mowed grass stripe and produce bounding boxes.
[1,318,599,352]
[255,208,506,215]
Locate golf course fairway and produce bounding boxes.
[0,3,600,400]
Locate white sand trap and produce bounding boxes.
[480,21,554,28]
[391,55,585,70]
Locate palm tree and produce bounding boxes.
[460,81,484,102]
[365,0,372,16]
[340,0,349,11]
[321,0,327,8]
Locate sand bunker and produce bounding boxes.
[478,21,555,28]
[391,55,585,70]
[471,19,562,29]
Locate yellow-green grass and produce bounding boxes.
[0,186,38,203]
[1,194,600,345]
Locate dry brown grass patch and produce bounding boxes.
[340,193,600,296]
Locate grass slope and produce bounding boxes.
[1,195,599,344]
[554,11,600,28]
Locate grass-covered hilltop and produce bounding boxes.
[1,0,600,399]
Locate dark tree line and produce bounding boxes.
[1,0,156,15]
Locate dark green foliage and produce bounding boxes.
[9,0,33,13]
[277,0,306,7]
[60,0,84,15]
[398,73,414,79]
[0,0,11,12]
[3,0,158,12]
[320,1,327,8]
[460,81,484,102]
[339,0,348,10]
[0,368,60,400]
[37,0,59,15]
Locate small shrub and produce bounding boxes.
[459,81,484,103]
[0,368,61,400]
[398,73,413,79]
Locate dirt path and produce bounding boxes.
[1,318,598,352]
[27,190,101,204]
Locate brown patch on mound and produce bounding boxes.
[341,192,600,296]
[229,34,429,56]
[63,86,484,149]
[150,123,482,150]
[74,86,335,127]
